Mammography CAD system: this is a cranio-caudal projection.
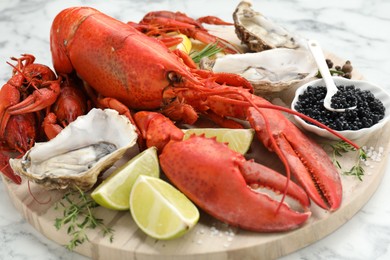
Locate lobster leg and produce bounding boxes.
[134,111,311,232]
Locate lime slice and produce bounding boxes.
[182,128,254,154]
[130,175,199,240]
[91,147,159,210]
[168,33,192,54]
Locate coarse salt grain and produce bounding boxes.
[362,145,384,163]
[210,226,219,236]
[191,223,237,248]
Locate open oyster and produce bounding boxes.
[233,0,302,52]
[210,48,317,94]
[10,108,138,191]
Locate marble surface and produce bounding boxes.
[1,0,390,259]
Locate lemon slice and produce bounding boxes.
[168,33,192,54]
[130,175,199,240]
[91,147,159,210]
[182,128,254,154]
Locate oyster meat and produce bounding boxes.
[10,108,138,191]
[211,48,317,94]
[233,0,302,52]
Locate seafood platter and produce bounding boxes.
[1,1,390,259]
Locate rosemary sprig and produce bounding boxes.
[329,141,367,181]
[54,186,114,250]
[190,42,223,63]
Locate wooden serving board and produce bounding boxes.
[3,118,390,260]
[2,27,389,259]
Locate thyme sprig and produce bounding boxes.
[329,141,367,181]
[190,42,223,63]
[54,186,114,251]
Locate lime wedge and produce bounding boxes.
[130,175,199,240]
[91,147,159,210]
[182,128,254,154]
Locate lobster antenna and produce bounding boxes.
[27,180,52,205]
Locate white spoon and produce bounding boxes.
[307,39,357,112]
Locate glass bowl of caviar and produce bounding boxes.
[291,76,390,140]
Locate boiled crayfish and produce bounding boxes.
[129,10,239,54]
[0,54,88,184]
[0,54,58,183]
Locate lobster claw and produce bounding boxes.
[159,135,311,232]
[134,111,311,232]
[247,107,342,211]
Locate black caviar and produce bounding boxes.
[294,85,386,131]
[330,86,358,109]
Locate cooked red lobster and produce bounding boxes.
[47,7,348,231]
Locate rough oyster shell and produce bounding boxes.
[210,48,317,94]
[10,108,138,191]
[233,0,301,52]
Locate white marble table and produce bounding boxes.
[1,0,389,259]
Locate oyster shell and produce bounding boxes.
[210,48,317,94]
[233,0,302,52]
[10,108,138,191]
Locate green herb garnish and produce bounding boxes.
[329,141,367,181]
[316,69,345,78]
[54,186,114,250]
[190,42,223,63]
